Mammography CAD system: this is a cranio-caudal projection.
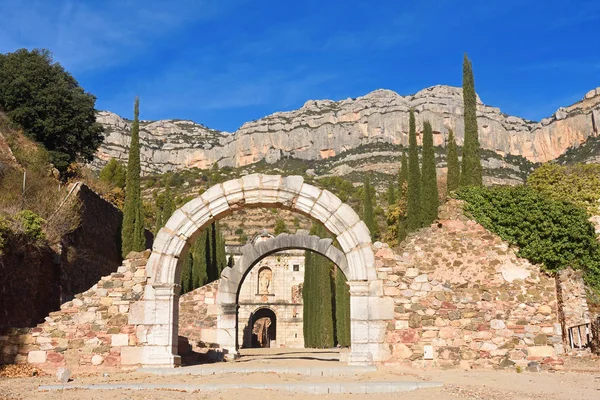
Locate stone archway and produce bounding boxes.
[134,174,392,367]
[217,233,350,353]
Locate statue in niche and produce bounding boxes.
[258,268,272,294]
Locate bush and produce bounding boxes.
[527,163,600,215]
[0,216,9,254]
[15,210,45,241]
[234,228,244,235]
[0,49,103,173]
[457,186,600,290]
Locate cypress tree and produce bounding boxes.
[406,108,422,231]
[334,267,350,347]
[121,96,145,257]
[180,252,193,294]
[161,176,175,224]
[398,151,408,197]
[446,129,460,193]
[420,121,439,226]
[460,54,483,187]
[362,175,379,239]
[386,180,397,206]
[303,223,335,348]
[191,231,208,289]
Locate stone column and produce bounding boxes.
[348,280,393,365]
[130,284,182,368]
[217,303,239,360]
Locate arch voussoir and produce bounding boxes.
[324,203,360,237]
[277,175,304,208]
[294,183,323,216]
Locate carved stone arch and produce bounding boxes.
[134,174,392,368]
[217,233,349,305]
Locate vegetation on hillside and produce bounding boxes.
[0,49,103,173]
[0,115,81,253]
[527,163,600,215]
[457,186,600,292]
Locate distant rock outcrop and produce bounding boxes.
[92,86,600,174]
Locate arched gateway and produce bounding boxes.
[134,174,393,367]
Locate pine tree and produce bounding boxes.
[161,176,175,224]
[446,129,460,193]
[362,175,379,239]
[121,97,145,257]
[420,121,439,226]
[460,54,483,187]
[334,267,350,347]
[406,108,422,231]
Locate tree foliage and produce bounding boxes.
[406,108,422,231]
[460,54,482,187]
[99,158,126,189]
[180,222,226,294]
[362,174,379,240]
[274,217,288,235]
[446,129,460,193]
[527,163,600,215]
[457,186,600,290]
[335,267,350,347]
[303,223,335,348]
[121,97,145,257]
[0,49,103,172]
[420,121,438,225]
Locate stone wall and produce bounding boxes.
[378,199,565,368]
[556,268,591,351]
[178,282,220,350]
[0,252,149,370]
[0,237,59,332]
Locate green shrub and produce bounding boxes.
[15,210,46,241]
[234,228,244,235]
[456,186,600,291]
[0,216,9,254]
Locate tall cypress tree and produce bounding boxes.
[161,176,175,224]
[420,121,439,226]
[460,54,483,187]
[398,151,408,197]
[406,108,422,231]
[362,175,378,239]
[121,96,145,257]
[334,267,350,347]
[446,129,460,193]
[386,181,397,206]
[191,231,208,289]
[180,252,193,294]
[303,223,335,348]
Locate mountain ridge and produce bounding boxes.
[92,85,600,174]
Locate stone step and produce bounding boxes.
[39,381,443,394]
[138,364,377,376]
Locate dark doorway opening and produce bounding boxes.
[250,308,277,348]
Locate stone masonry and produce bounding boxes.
[0,252,149,370]
[378,199,567,368]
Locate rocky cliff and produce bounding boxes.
[92,85,600,174]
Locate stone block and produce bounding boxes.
[91,354,104,365]
[369,297,394,320]
[56,367,70,383]
[527,346,554,358]
[111,334,129,347]
[405,268,419,278]
[351,321,369,343]
[295,184,322,215]
[310,189,342,223]
[120,346,144,365]
[490,319,506,330]
[27,350,46,363]
[414,274,428,283]
[337,221,372,253]
[222,179,244,206]
[164,210,196,240]
[278,176,304,207]
[324,204,360,237]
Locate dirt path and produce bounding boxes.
[1,356,599,400]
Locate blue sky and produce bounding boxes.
[1,0,599,132]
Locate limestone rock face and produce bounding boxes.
[93,86,600,173]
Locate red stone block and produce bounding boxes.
[46,352,64,363]
[441,301,457,310]
[399,329,420,344]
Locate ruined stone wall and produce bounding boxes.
[378,199,565,368]
[178,281,220,349]
[0,252,149,370]
[0,237,59,332]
